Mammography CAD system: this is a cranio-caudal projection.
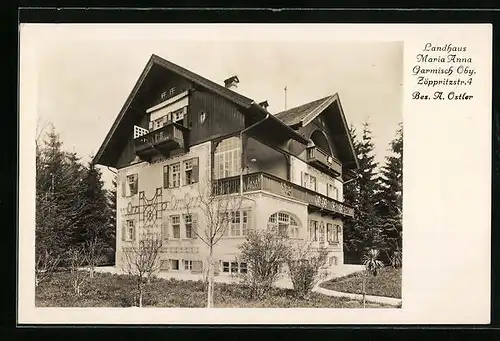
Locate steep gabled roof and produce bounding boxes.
[275,94,359,170]
[93,54,308,167]
[275,96,332,127]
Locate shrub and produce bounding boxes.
[238,228,291,299]
[287,242,328,298]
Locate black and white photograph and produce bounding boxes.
[19,23,491,324]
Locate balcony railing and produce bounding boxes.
[306,146,342,176]
[134,123,187,160]
[212,172,354,218]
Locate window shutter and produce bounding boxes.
[301,172,305,187]
[132,224,136,241]
[121,221,126,241]
[192,260,203,273]
[192,213,198,239]
[191,157,199,184]
[121,179,126,197]
[134,175,138,195]
[163,166,169,188]
[161,222,169,240]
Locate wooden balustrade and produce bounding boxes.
[212,172,354,218]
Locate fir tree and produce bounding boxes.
[36,126,75,260]
[376,123,403,264]
[73,158,110,249]
[343,121,382,263]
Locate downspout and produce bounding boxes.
[239,111,270,202]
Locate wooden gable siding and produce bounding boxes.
[187,89,245,145]
[288,112,341,164]
[113,76,193,169]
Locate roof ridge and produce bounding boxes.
[275,94,334,116]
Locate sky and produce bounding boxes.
[28,25,403,189]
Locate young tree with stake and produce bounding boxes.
[185,180,243,308]
[121,231,163,307]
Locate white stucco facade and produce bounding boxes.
[115,138,346,276]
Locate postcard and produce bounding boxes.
[18,23,492,324]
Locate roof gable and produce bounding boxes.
[93,54,308,167]
[275,94,359,170]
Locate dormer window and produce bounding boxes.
[169,87,176,96]
[160,91,168,100]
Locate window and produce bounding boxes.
[309,175,317,191]
[268,212,300,238]
[161,91,167,100]
[309,220,318,241]
[172,107,186,123]
[199,111,207,124]
[319,222,325,243]
[171,259,179,270]
[123,174,138,197]
[123,220,135,241]
[171,215,180,239]
[230,211,241,237]
[184,214,193,239]
[214,137,241,179]
[154,117,164,130]
[221,261,247,274]
[327,224,340,244]
[170,163,180,188]
[169,87,176,96]
[165,158,198,188]
[302,172,317,191]
[327,183,338,199]
[184,260,193,271]
[242,211,250,236]
[225,210,252,237]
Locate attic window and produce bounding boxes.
[160,91,167,100]
[169,87,176,96]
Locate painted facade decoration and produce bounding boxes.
[94,54,359,276]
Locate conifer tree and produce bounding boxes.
[342,121,382,263]
[376,123,403,264]
[74,158,111,249]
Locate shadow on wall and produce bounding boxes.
[246,137,288,180]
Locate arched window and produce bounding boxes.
[213,136,241,179]
[268,211,301,238]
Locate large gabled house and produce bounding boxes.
[93,54,358,275]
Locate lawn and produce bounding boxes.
[35,271,391,308]
[320,267,402,299]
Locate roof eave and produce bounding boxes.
[251,103,309,144]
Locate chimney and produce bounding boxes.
[258,100,269,110]
[224,75,239,90]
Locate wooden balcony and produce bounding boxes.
[212,172,354,218]
[306,146,342,177]
[134,122,187,162]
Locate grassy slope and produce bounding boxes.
[35,271,391,308]
[320,267,402,299]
